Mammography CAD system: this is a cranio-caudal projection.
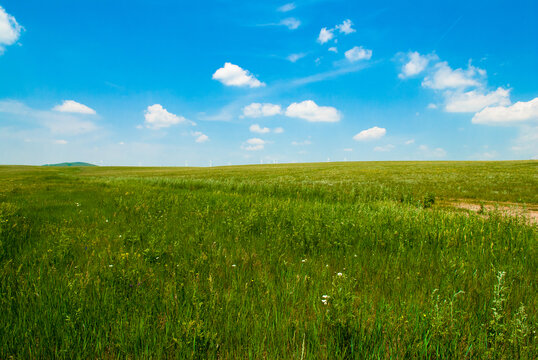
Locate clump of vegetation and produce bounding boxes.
[0,162,536,359]
[422,192,436,208]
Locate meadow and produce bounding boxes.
[0,161,536,359]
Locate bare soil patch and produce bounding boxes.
[444,200,538,225]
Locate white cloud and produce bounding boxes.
[422,61,484,90]
[0,100,98,135]
[144,104,191,130]
[287,53,306,63]
[374,144,395,152]
[335,19,355,34]
[278,3,296,12]
[445,87,511,113]
[285,100,340,122]
[53,100,96,115]
[0,6,23,53]
[250,124,284,134]
[250,124,270,134]
[343,148,353,152]
[291,140,311,146]
[242,138,266,151]
[434,148,447,157]
[353,126,386,141]
[328,47,338,53]
[405,139,415,145]
[317,27,334,44]
[212,62,265,88]
[472,151,499,160]
[242,103,282,118]
[472,97,538,125]
[280,18,301,30]
[0,99,28,114]
[397,52,534,130]
[192,131,209,143]
[419,145,447,158]
[54,139,67,145]
[511,126,538,157]
[195,134,209,143]
[345,46,372,62]
[399,52,433,79]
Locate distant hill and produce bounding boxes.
[43,162,97,167]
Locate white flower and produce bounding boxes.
[337,272,343,277]
[321,299,328,305]
[108,265,113,268]
[106,219,109,223]
[231,264,236,268]
[301,259,306,263]
[322,295,330,299]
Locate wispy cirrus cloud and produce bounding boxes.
[418,145,447,158]
[287,53,306,63]
[277,3,296,12]
[0,100,98,135]
[289,60,376,86]
[280,17,301,30]
[291,139,311,146]
[374,144,395,152]
[257,16,301,30]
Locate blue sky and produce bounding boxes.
[0,0,537,166]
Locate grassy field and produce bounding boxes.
[0,161,536,359]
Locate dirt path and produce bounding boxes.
[444,200,538,225]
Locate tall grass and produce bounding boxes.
[0,162,536,358]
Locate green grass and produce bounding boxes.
[0,161,536,359]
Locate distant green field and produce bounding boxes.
[0,161,536,359]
